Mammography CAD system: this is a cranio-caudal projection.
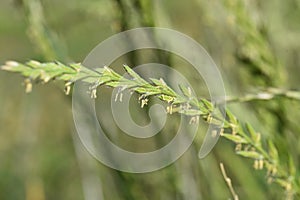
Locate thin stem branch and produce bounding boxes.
[220,163,239,200]
[225,88,300,103]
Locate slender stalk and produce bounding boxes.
[220,163,239,200]
[225,88,300,103]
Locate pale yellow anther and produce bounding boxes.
[189,116,199,124]
[258,159,264,170]
[24,79,32,93]
[91,89,97,99]
[167,105,173,114]
[235,143,242,151]
[254,160,259,170]
[119,93,123,102]
[141,98,148,108]
[64,82,72,95]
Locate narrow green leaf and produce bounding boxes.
[26,60,41,68]
[275,179,289,188]
[2,63,29,73]
[245,122,258,142]
[200,98,214,111]
[149,78,164,86]
[123,65,147,84]
[69,63,82,71]
[172,97,187,104]
[226,109,238,125]
[59,74,75,81]
[222,133,248,144]
[179,84,192,98]
[28,70,42,79]
[268,140,278,162]
[288,155,296,177]
[236,151,262,159]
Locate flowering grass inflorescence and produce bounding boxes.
[2,60,300,199]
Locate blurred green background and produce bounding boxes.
[0,0,300,199]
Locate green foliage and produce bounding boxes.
[2,60,300,198]
[1,0,300,199]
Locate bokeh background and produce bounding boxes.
[0,0,300,199]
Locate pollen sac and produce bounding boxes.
[24,79,32,93]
